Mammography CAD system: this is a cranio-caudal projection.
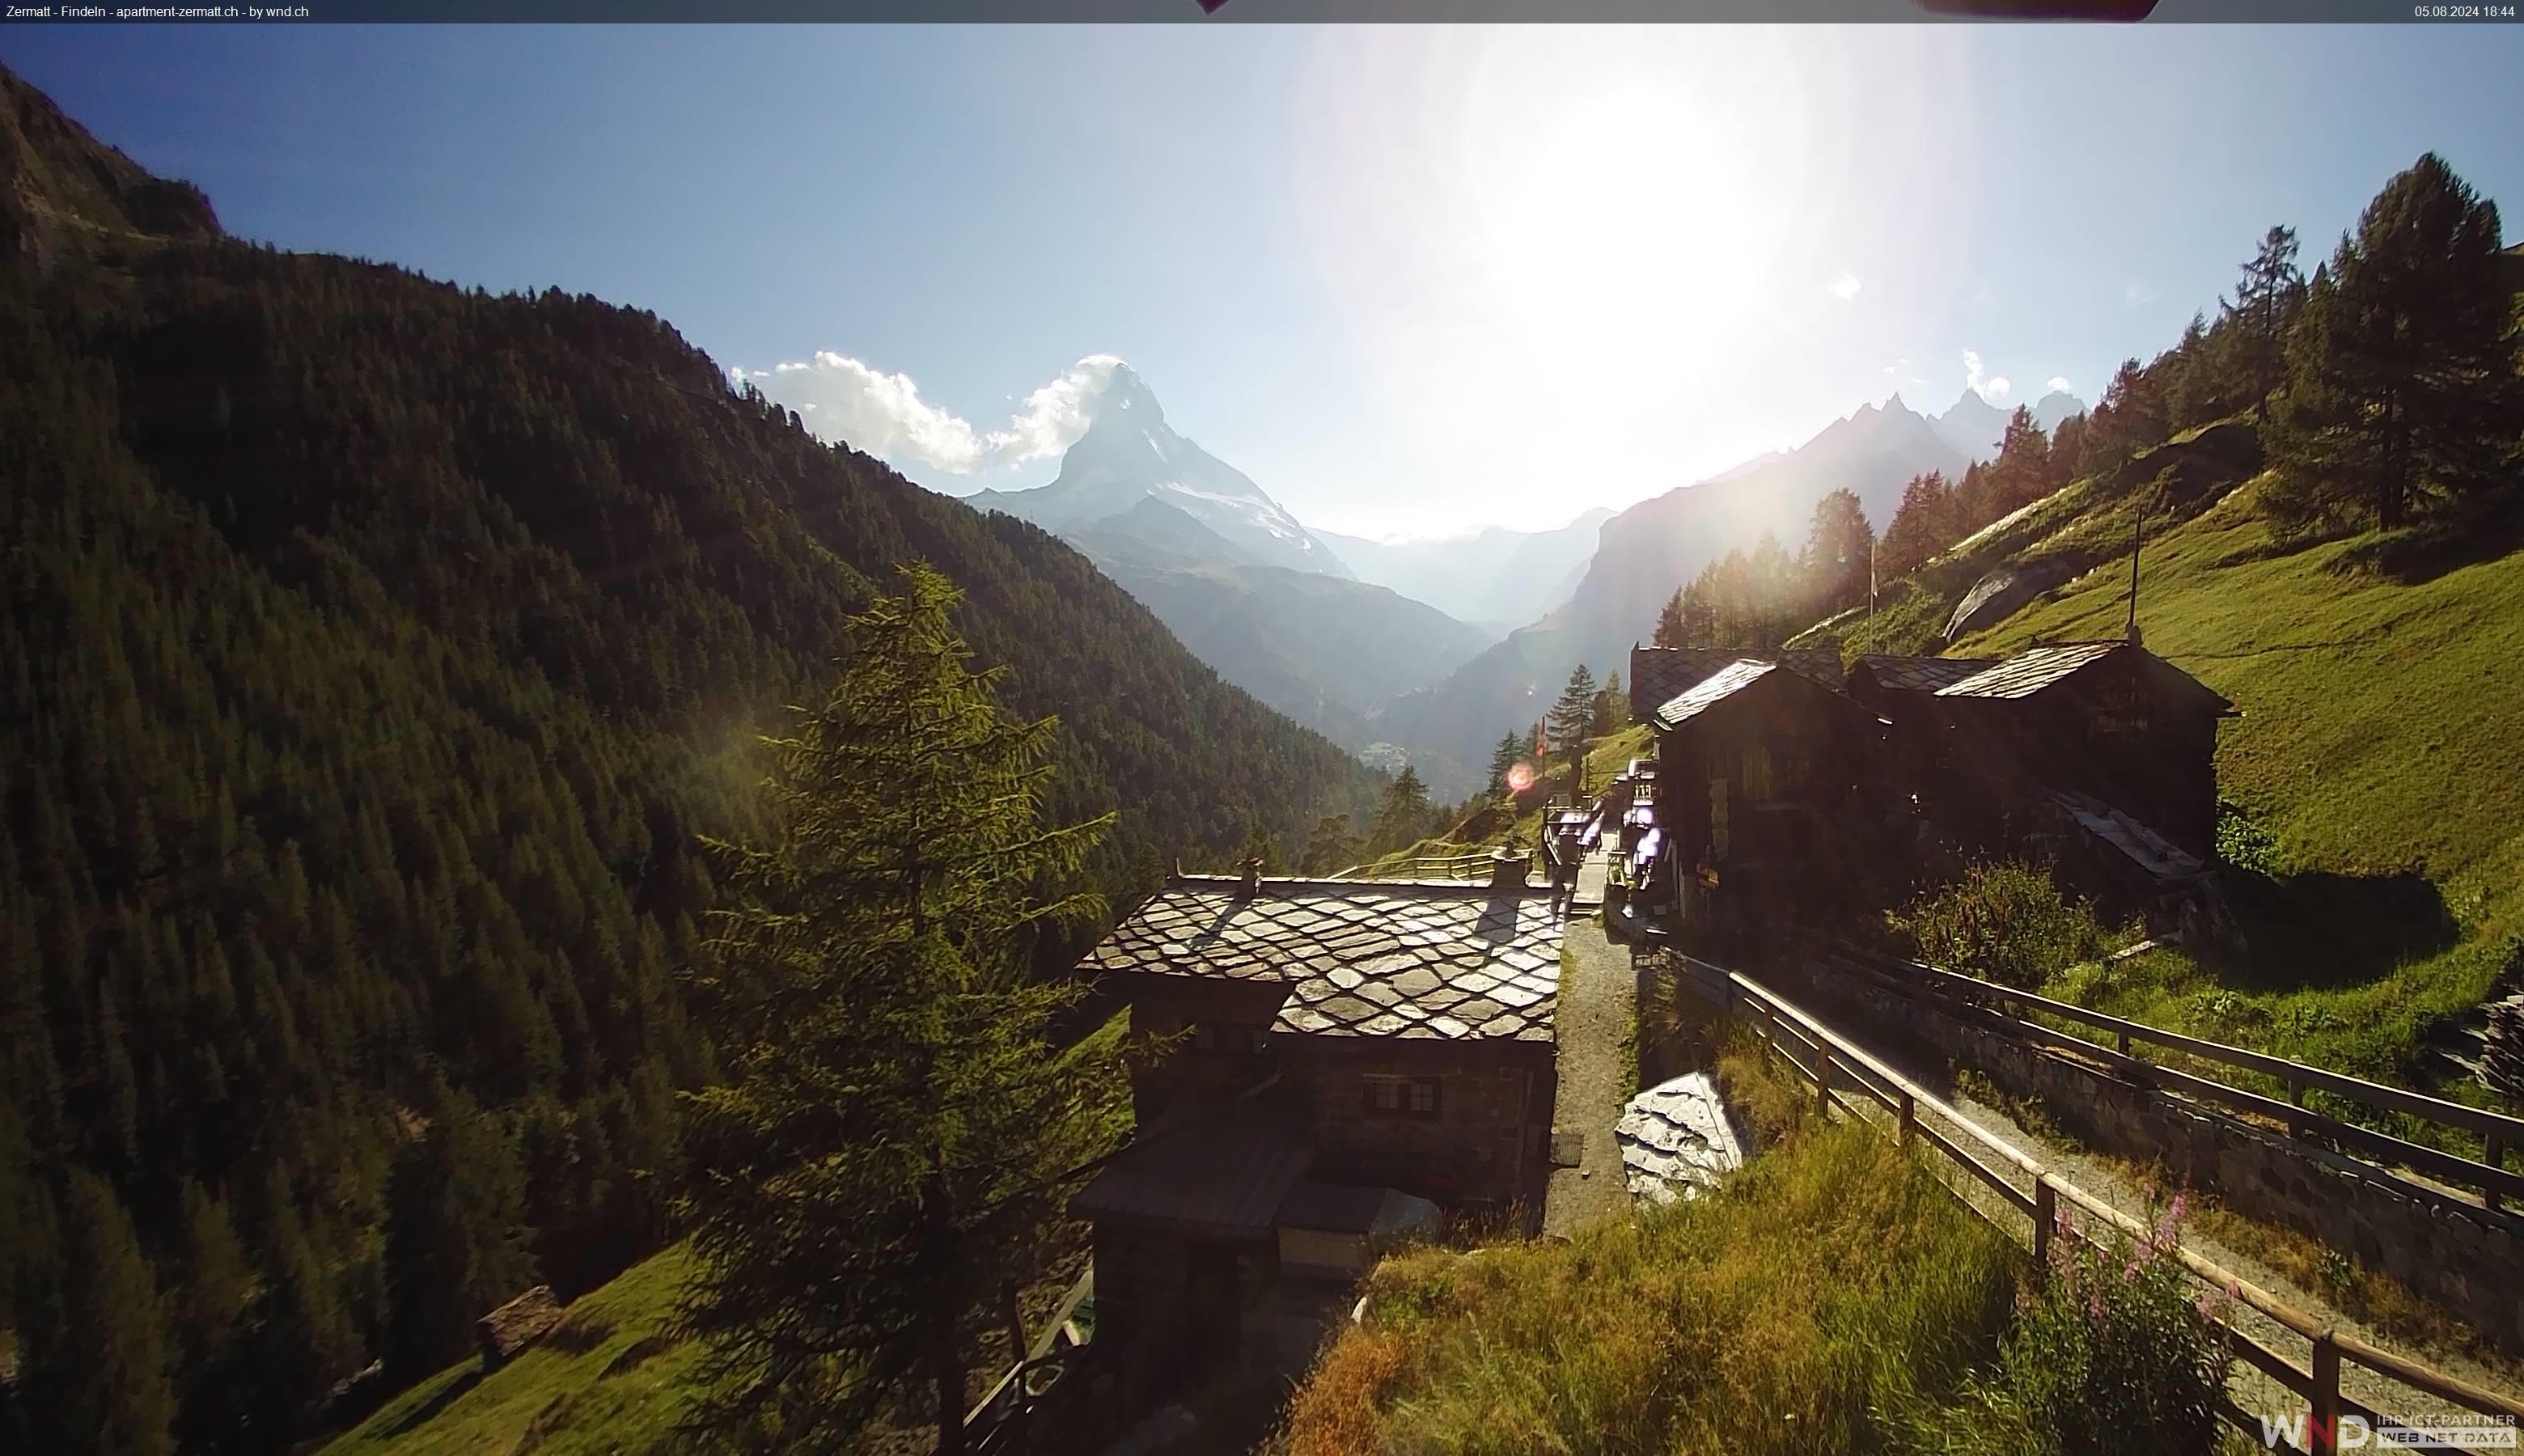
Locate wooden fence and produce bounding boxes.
[1679,955,2524,1456]
[1326,851,1502,882]
[1805,938,2524,1213]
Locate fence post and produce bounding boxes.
[2032,1178,2056,1272]
[2488,1134,2505,1214]
[1757,1001,1775,1069]
[2310,1327,2341,1456]
[1898,1089,1916,1147]
[2116,1026,2131,1059]
[1815,1041,1833,1120]
[2288,1075,2308,1141]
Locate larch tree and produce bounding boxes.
[1373,764,1432,852]
[2222,224,2305,419]
[1546,665,1599,758]
[1485,734,1524,798]
[2268,154,2518,534]
[676,564,1128,1454]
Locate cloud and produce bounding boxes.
[1882,357,1925,385]
[2046,375,2073,393]
[2123,281,2158,305]
[1828,272,1862,302]
[737,353,1126,474]
[1961,349,2011,404]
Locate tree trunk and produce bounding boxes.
[928,1178,966,1456]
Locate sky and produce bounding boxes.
[9,25,2522,537]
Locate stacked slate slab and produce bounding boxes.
[2486,995,2524,1100]
[1616,1072,1747,1206]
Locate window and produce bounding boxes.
[1365,1075,1442,1120]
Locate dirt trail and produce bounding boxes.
[1544,905,1636,1238]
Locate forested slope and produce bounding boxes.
[0,64,1379,1454]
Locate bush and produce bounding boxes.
[2214,801,2279,877]
[1938,1193,2234,1456]
[1901,862,2103,991]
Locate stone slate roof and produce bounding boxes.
[1935,641,2237,716]
[1935,641,2125,699]
[1651,658,1774,730]
[1084,878,1563,1043]
[1852,654,1999,694]
[1630,645,1844,721]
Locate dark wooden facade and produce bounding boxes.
[1649,661,1889,934]
[1928,643,2234,862]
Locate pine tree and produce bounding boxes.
[1880,471,1957,578]
[20,1172,179,1456]
[2223,224,2305,420]
[1547,665,1599,756]
[1799,489,1875,611]
[1373,764,1432,852]
[381,1090,539,1373]
[676,565,1128,1454]
[2268,154,2518,534]
[1591,671,1626,736]
[1485,734,1523,798]
[1299,813,1360,874]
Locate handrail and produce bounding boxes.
[1807,938,2524,1207]
[1327,851,1501,882]
[1679,956,2524,1454]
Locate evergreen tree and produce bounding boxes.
[19,1172,179,1456]
[1484,734,1523,798]
[1298,814,1360,875]
[1591,671,1627,736]
[2223,224,2306,419]
[2268,154,2519,533]
[1879,471,1958,578]
[381,1091,539,1373]
[2088,359,2167,475]
[1799,489,1876,612]
[1372,764,1432,852]
[1546,665,1599,757]
[1233,823,1285,874]
[676,565,1127,1453]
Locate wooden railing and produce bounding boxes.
[1326,851,1503,882]
[1682,956,2524,1456]
[1804,938,2524,1213]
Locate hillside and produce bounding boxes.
[1371,394,1972,786]
[0,62,1383,1455]
[1315,506,1613,632]
[1073,502,1493,751]
[1942,474,2524,1089]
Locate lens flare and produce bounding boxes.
[1506,761,1537,793]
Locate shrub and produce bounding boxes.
[1901,861,2103,991]
[1940,1194,2233,1456]
[2214,802,2279,877]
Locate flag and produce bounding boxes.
[1535,722,1548,760]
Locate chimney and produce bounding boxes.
[1237,856,1264,899]
[1489,849,1532,891]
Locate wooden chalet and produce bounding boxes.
[1070,861,1562,1372]
[1628,644,1844,723]
[1645,659,1888,936]
[1928,641,2236,863]
[1844,654,1999,813]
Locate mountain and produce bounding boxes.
[1927,387,2091,461]
[2030,389,2086,434]
[968,360,1351,578]
[1316,506,1615,630]
[1372,395,1967,790]
[1069,498,1494,750]
[0,63,1386,1454]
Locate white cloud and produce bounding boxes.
[2123,281,2157,305]
[1882,357,1925,385]
[739,353,1126,475]
[1828,272,1862,302]
[1961,349,2011,404]
[2046,375,2073,393]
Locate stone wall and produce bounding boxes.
[1294,1043,1552,1213]
[1777,952,2524,1354]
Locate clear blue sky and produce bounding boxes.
[8,25,2520,535]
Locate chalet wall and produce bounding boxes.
[1291,1043,1552,1212]
[1777,953,2524,1354]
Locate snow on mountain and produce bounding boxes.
[968,362,1351,579]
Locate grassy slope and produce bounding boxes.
[1949,476,2524,1098]
[322,1247,701,1456]
[1279,1053,2023,1456]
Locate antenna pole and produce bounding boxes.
[2125,501,2145,644]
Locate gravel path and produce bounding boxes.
[1794,1021,2524,1434]
[1544,903,1637,1238]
